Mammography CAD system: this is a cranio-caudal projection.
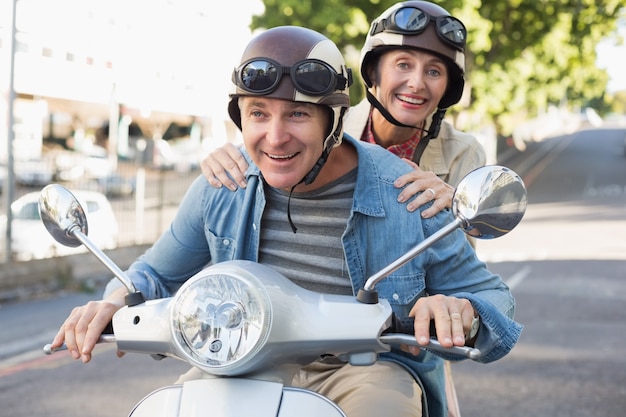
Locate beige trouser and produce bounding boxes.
[176,358,423,417]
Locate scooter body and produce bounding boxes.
[112,260,391,417]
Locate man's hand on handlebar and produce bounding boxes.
[407,294,477,356]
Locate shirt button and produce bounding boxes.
[392,293,399,300]
[222,239,230,246]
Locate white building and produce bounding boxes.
[1,0,257,161]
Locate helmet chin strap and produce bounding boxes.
[287,108,347,233]
[365,89,446,143]
[366,90,415,129]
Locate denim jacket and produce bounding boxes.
[106,134,522,417]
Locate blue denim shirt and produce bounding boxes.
[106,134,522,417]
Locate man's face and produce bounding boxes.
[240,97,327,191]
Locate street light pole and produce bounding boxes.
[3,0,17,263]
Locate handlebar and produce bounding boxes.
[43,333,480,360]
[384,314,481,360]
[43,334,116,355]
[379,334,481,360]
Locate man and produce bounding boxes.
[51,26,521,417]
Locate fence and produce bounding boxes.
[0,159,200,264]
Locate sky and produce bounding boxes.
[596,21,626,93]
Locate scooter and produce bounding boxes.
[39,165,527,417]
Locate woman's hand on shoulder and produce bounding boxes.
[394,159,454,218]
[201,142,249,190]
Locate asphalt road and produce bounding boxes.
[454,126,626,416]
[1,125,625,417]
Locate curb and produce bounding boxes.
[0,244,150,304]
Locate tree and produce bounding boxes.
[250,0,624,136]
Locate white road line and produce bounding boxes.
[505,265,531,290]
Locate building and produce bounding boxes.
[1,0,255,163]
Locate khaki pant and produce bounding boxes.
[176,359,423,417]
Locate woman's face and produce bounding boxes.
[370,49,449,127]
[240,96,327,190]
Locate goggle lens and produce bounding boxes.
[236,59,349,96]
[394,7,429,32]
[292,61,334,95]
[373,6,466,50]
[438,16,466,45]
[240,60,279,94]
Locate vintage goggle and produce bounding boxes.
[371,6,466,50]
[234,58,351,96]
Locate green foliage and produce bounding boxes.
[250,0,625,135]
[606,90,626,114]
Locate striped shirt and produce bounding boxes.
[258,168,357,295]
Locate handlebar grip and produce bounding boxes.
[389,314,437,336]
[43,321,115,355]
[391,315,415,334]
[43,334,116,355]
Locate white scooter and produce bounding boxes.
[40,165,527,417]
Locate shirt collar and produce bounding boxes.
[362,110,424,160]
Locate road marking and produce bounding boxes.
[505,265,531,290]
[584,183,626,198]
[522,136,574,187]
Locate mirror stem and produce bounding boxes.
[363,218,463,291]
[68,225,145,305]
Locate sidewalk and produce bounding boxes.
[0,244,150,304]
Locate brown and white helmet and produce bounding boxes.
[360,1,466,109]
[228,26,352,151]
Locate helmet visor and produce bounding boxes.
[371,6,466,51]
[234,58,351,96]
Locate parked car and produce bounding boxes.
[53,148,115,182]
[1,189,118,261]
[14,159,55,186]
[88,174,136,198]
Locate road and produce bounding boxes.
[1,126,625,416]
[455,126,626,416]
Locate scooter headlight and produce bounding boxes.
[171,266,271,374]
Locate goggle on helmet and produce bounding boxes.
[228,26,353,150]
[360,1,466,109]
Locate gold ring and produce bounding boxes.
[450,312,462,320]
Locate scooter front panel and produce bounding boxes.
[129,379,284,417]
[279,387,347,417]
[128,385,183,417]
[128,379,346,417]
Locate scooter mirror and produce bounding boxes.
[359,165,527,299]
[38,184,145,305]
[452,165,527,239]
[39,184,88,247]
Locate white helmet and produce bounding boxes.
[229,26,352,156]
[361,0,466,109]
